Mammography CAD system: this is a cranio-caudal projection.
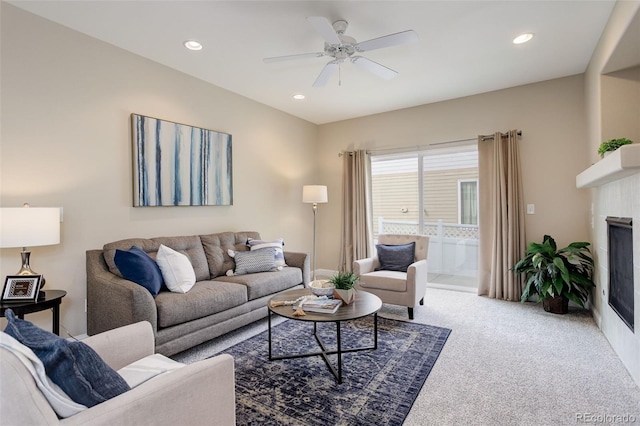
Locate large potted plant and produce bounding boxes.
[329,271,359,305]
[513,235,595,314]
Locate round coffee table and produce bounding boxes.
[267,288,382,383]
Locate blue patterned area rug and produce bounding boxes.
[218,316,451,426]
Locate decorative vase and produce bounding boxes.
[542,295,569,314]
[334,288,356,305]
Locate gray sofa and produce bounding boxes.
[87,231,309,356]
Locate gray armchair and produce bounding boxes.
[354,234,429,319]
[1,321,236,425]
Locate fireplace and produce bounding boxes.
[606,217,634,331]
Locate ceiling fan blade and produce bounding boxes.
[307,16,341,45]
[313,60,341,87]
[351,56,397,80]
[263,52,325,63]
[355,30,418,52]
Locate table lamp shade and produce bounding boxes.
[302,185,328,204]
[0,207,60,248]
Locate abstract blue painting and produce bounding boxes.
[131,114,233,207]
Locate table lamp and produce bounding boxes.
[0,204,61,296]
[302,185,328,281]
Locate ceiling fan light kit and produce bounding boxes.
[264,16,418,87]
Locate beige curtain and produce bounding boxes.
[338,150,372,272]
[477,130,526,301]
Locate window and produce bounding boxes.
[458,180,478,225]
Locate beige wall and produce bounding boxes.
[0,5,318,335]
[584,1,640,387]
[316,75,591,271]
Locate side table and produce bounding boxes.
[1,290,67,335]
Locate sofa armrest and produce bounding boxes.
[283,251,310,285]
[86,250,158,336]
[353,257,378,275]
[406,259,428,304]
[63,354,236,426]
[83,321,155,371]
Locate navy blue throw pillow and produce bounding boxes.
[3,309,130,407]
[114,245,164,297]
[375,242,416,272]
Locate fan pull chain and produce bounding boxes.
[339,63,342,86]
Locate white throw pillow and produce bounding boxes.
[118,353,185,388]
[155,244,196,293]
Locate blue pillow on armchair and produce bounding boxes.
[375,242,416,272]
[114,245,164,297]
[3,309,130,408]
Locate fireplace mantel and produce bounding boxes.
[576,144,640,188]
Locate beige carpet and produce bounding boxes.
[173,288,640,425]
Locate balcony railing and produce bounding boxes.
[377,217,478,278]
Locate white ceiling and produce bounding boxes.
[10,1,617,125]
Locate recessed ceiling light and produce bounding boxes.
[513,33,534,45]
[293,94,306,100]
[184,40,203,51]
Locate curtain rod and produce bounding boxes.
[338,130,522,157]
[479,130,522,141]
[340,130,523,157]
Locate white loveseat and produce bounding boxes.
[0,321,236,425]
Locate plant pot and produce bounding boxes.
[542,295,569,314]
[334,288,356,305]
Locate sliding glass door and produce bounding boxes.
[371,144,478,290]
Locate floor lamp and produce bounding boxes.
[303,185,328,282]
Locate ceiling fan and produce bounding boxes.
[264,16,418,87]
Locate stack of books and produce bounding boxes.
[293,298,342,314]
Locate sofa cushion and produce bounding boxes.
[3,309,130,408]
[152,236,210,282]
[229,249,277,275]
[0,331,88,418]
[375,242,416,272]
[214,267,302,301]
[114,246,164,297]
[200,231,260,278]
[358,270,408,292]
[155,244,196,293]
[154,281,248,328]
[104,238,159,277]
[247,237,287,268]
[104,236,210,282]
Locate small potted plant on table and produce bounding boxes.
[513,235,595,314]
[329,271,359,305]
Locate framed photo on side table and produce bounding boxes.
[2,275,42,302]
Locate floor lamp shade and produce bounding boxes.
[0,207,61,280]
[302,185,328,204]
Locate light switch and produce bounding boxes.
[527,204,535,214]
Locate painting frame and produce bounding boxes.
[131,114,233,207]
[2,275,42,302]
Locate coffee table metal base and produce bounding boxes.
[268,310,378,384]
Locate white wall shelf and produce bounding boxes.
[576,144,640,188]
